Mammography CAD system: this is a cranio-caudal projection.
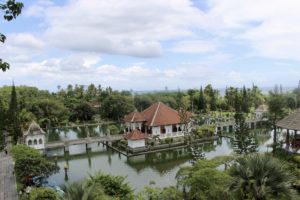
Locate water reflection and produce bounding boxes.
[47,127,274,191]
[46,124,124,143]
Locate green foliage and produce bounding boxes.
[165,137,173,144]
[0,84,272,132]
[137,186,183,200]
[232,131,258,155]
[8,84,22,143]
[11,145,59,184]
[30,187,59,200]
[119,139,128,146]
[198,86,206,111]
[87,172,134,200]
[30,98,70,127]
[64,181,112,200]
[19,108,36,129]
[71,102,95,122]
[0,98,7,130]
[193,125,215,138]
[108,124,121,135]
[101,93,135,121]
[229,153,296,200]
[176,158,233,200]
[268,93,287,121]
[293,156,300,165]
[268,93,288,146]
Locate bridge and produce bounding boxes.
[45,135,124,154]
[49,121,115,129]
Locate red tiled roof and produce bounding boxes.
[124,102,193,127]
[142,102,192,126]
[124,111,146,122]
[124,129,147,140]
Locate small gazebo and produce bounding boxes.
[255,104,268,120]
[276,109,300,152]
[23,121,46,151]
[124,129,147,148]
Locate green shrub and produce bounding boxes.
[88,172,134,200]
[108,124,120,135]
[293,156,300,164]
[30,187,59,200]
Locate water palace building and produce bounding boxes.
[124,102,192,140]
[23,121,46,152]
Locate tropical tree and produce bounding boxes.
[29,98,70,127]
[71,102,95,122]
[198,86,206,112]
[229,154,296,200]
[176,158,233,200]
[101,93,134,121]
[87,172,134,200]
[268,93,286,147]
[64,181,111,200]
[11,145,59,184]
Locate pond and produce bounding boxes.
[47,126,275,192]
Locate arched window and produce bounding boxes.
[161,126,166,134]
[39,138,43,144]
[172,125,177,132]
[34,139,37,145]
[28,140,32,146]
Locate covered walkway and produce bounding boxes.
[277,109,300,153]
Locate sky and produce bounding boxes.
[1,0,300,91]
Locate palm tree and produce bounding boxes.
[229,154,296,200]
[64,181,110,200]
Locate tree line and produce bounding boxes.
[1,83,300,145]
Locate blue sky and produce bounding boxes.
[1,0,300,91]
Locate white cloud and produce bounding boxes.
[206,0,300,60]
[22,0,300,60]
[0,53,218,90]
[0,33,45,64]
[24,0,54,17]
[42,0,207,57]
[170,40,217,53]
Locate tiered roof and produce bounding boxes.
[277,109,300,130]
[256,104,269,112]
[24,121,45,136]
[124,129,147,140]
[124,111,146,122]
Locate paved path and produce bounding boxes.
[0,152,17,200]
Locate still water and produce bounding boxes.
[47,126,274,192]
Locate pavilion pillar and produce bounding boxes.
[286,129,290,151]
[86,143,91,152]
[64,145,69,156]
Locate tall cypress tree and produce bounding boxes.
[0,99,6,149]
[8,84,22,144]
[198,86,206,111]
[241,86,249,113]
